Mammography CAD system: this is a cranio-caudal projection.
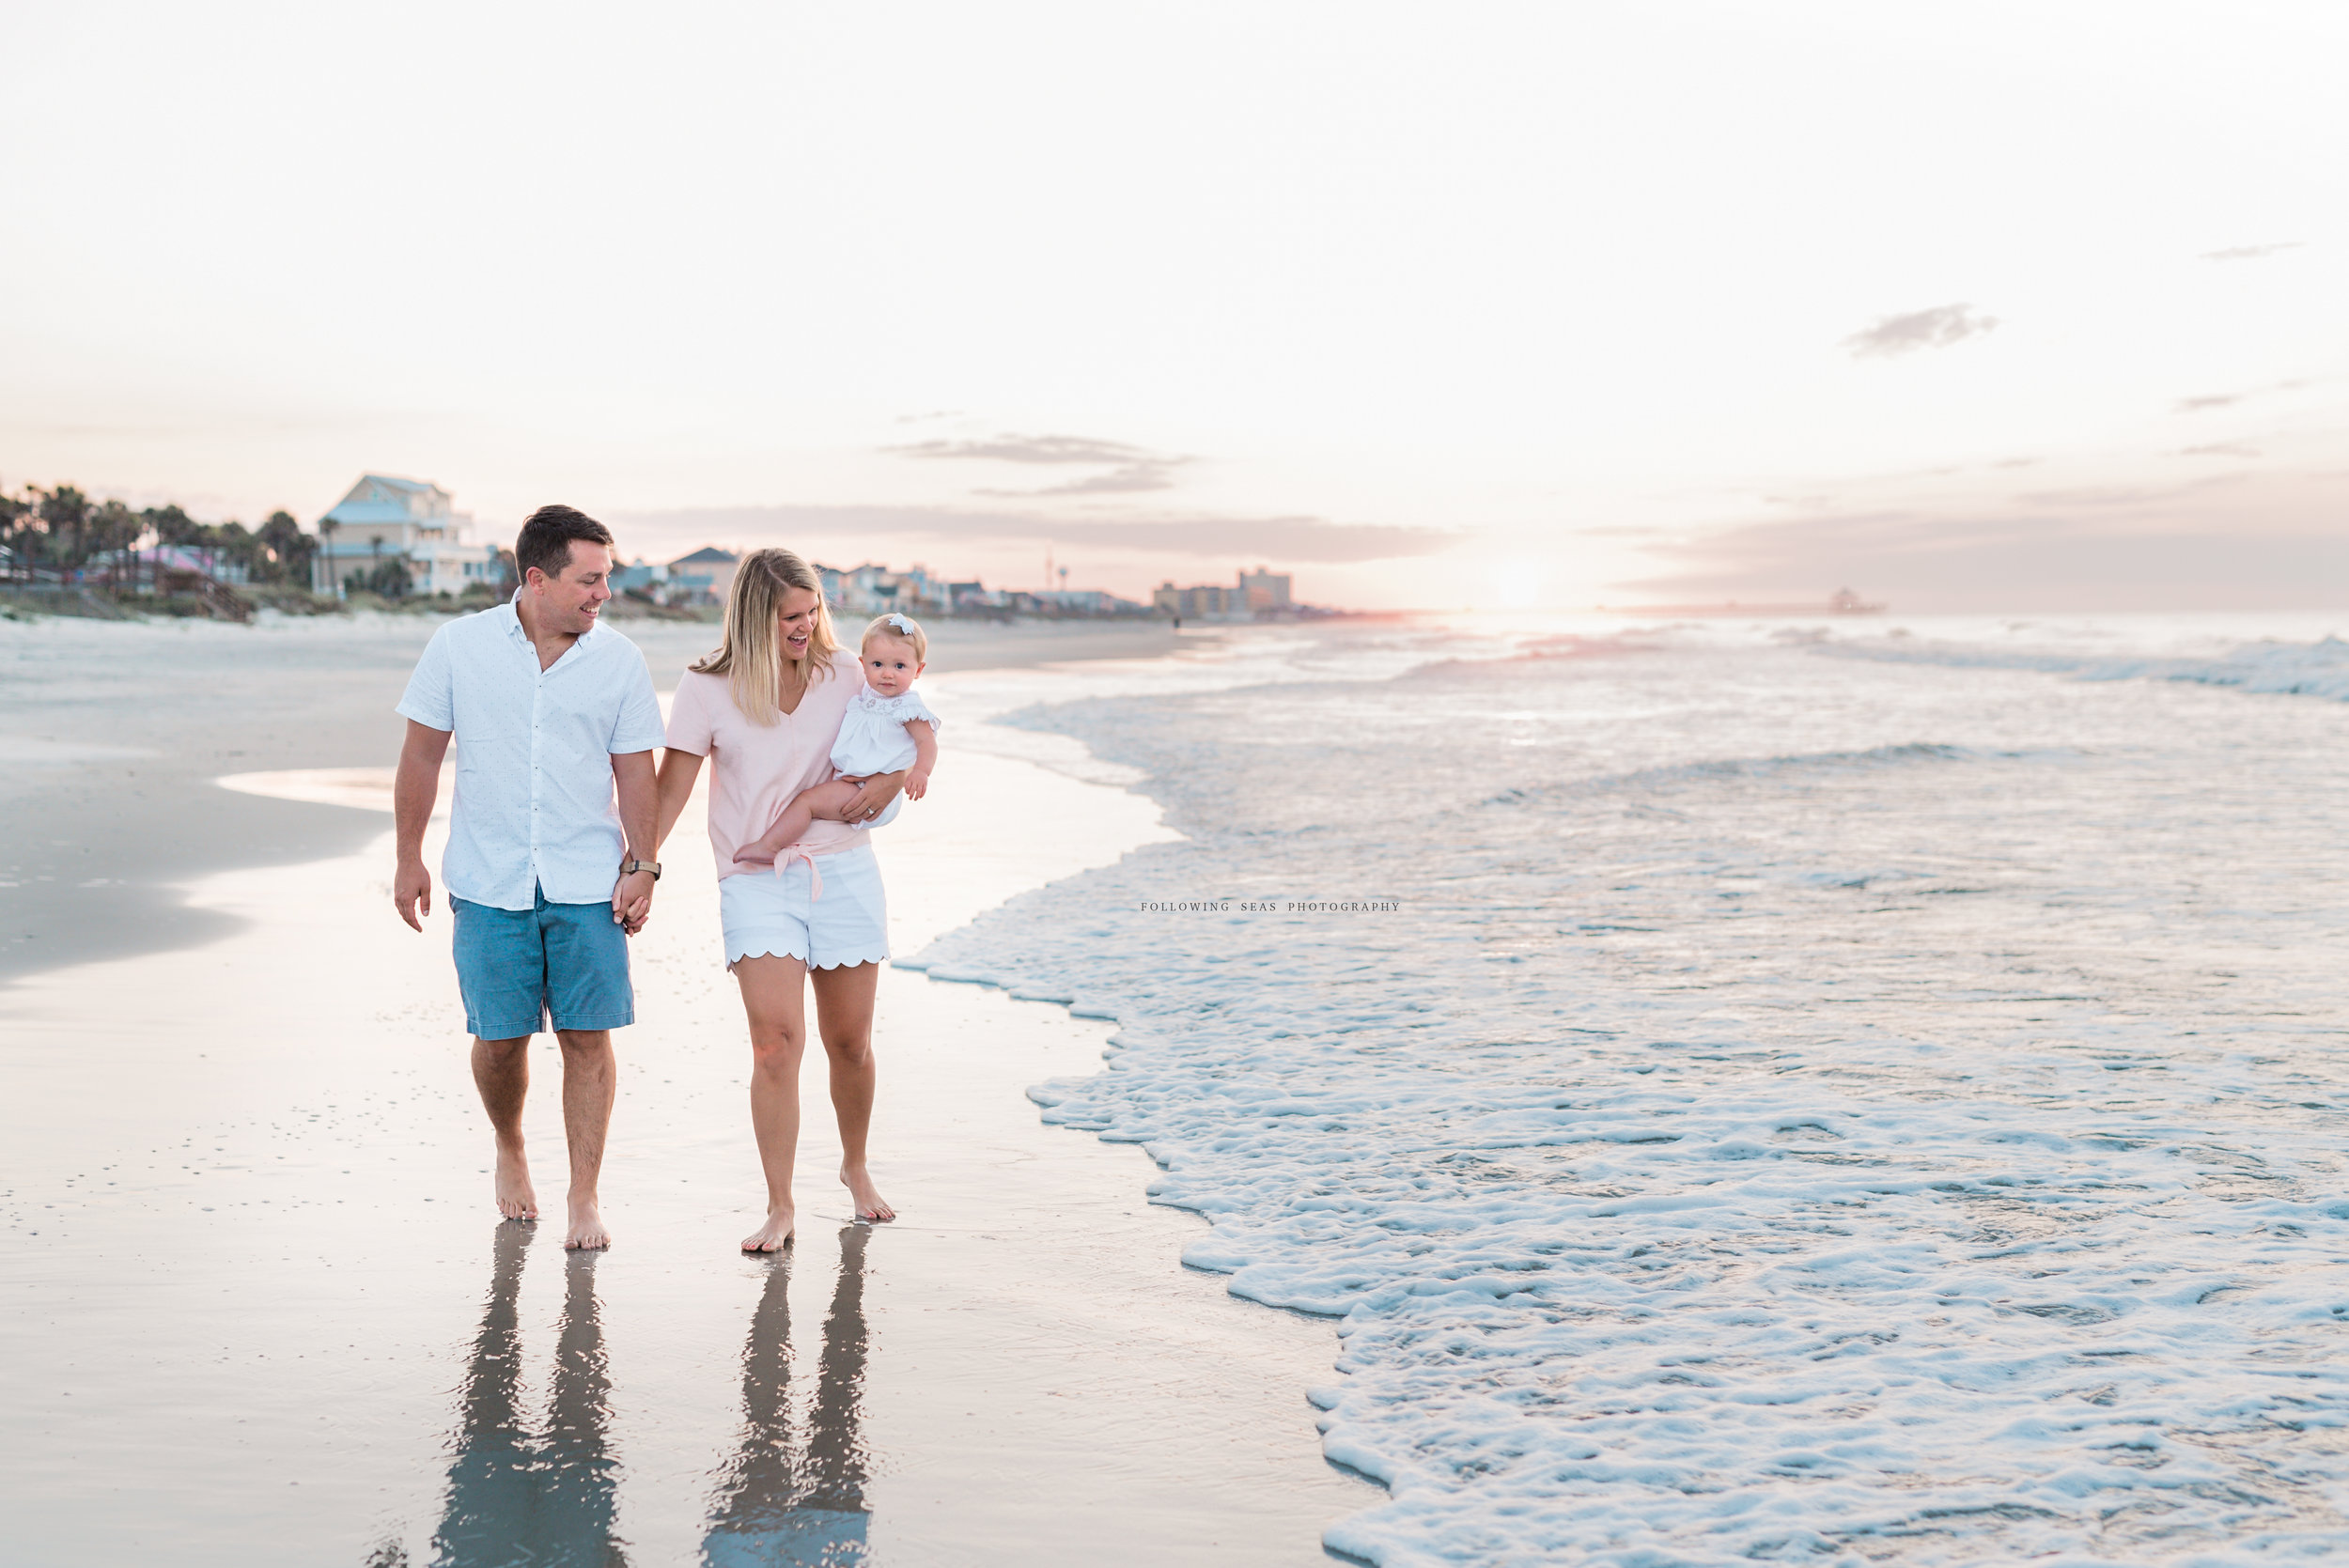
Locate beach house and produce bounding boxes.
[311,475,501,598]
[664,547,740,607]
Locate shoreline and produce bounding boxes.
[0,662,1372,1562]
[0,613,1198,986]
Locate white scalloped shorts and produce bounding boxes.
[719,841,889,970]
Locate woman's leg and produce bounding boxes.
[809,961,894,1220]
[733,955,811,1250]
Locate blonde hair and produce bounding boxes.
[690,548,840,724]
[862,612,928,661]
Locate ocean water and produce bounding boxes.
[907,613,2349,1566]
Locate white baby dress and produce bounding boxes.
[830,688,941,829]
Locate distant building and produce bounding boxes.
[837,563,899,615]
[665,546,740,607]
[312,474,501,598]
[1153,581,1248,620]
[1239,567,1292,612]
[1156,566,1299,621]
[610,557,667,597]
[1034,588,1148,615]
[86,541,253,587]
[833,562,957,617]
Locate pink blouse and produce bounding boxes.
[664,652,866,878]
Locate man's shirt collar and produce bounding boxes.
[499,589,604,650]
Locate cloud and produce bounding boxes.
[886,429,1193,497]
[886,432,1165,465]
[2173,379,2310,414]
[2178,442,2259,458]
[1613,467,2349,612]
[1843,303,1999,359]
[976,463,1176,497]
[607,503,1455,565]
[2201,241,2303,262]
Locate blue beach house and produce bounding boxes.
[311,474,502,598]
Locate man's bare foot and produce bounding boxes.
[565,1197,611,1250]
[494,1146,537,1221]
[741,1207,796,1252]
[841,1163,894,1222]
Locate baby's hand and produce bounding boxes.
[905,767,931,801]
[734,844,778,867]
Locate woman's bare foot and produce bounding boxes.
[565,1197,611,1250]
[494,1145,537,1221]
[841,1163,894,1222]
[741,1207,796,1252]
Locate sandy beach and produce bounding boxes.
[0,611,1369,1564]
[0,612,1177,981]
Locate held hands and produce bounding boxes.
[395,858,433,932]
[613,869,656,935]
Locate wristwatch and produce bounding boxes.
[621,860,661,879]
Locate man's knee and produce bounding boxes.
[555,1028,613,1057]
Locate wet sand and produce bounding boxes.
[0,611,1181,983]
[0,631,1371,1565]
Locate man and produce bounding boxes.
[392,505,665,1250]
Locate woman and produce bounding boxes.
[654,549,904,1250]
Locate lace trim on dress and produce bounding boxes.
[851,689,941,727]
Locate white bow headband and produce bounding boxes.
[884,613,913,632]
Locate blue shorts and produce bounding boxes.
[451,886,634,1040]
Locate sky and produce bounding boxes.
[3,1,2344,611]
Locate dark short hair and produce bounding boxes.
[514,505,614,581]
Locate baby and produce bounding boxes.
[737,612,941,869]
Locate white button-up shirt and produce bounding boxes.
[396,597,665,910]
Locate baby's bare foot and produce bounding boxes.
[565,1197,611,1250]
[841,1163,894,1222]
[741,1207,796,1252]
[494,1145,537,1221]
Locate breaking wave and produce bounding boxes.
[1819,633,2349,703]
[910,624,2349,1564]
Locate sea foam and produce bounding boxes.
[913,625,2349,1564]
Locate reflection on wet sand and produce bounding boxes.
[432,1225,629,1566]
[703,1225,874,1567]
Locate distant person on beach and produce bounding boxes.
[652,549,906,1251]
[390,505,665,1250]
[734,611,941,868]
